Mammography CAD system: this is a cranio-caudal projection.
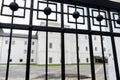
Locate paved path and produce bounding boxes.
[0,64,108,80]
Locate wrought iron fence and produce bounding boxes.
[0,0,120,80]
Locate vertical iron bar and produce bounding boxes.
[107,10,120,80]
[86,7,96,80]
[61,28,65,80]
[75,20,80,80]
[76,30,80,80]
[5,0,15,79]
[0,0,4,14]
[25,25,32,80]
[45,1,49,80]
[98,9,107,80]
[61,1,65,80]
[100,35,107,80]
[45,23,48,80]
[74,4,80,80]
[5,16,14,80]
[25,0,34,80]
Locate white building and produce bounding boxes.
[0,29,38,64]
[0,22,109,64]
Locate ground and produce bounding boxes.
[0,64,108,80]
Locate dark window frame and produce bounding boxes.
[49,57,53,63]
[49,42,52,48]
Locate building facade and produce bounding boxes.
[0,22,109,64]
[0,30,37,64]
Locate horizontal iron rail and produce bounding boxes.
[2,0,120,11]
[49,0,120,11]
[0,23,120,36]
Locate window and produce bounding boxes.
[49,57,52,63]
[5,40,8,44]
[49,43,52,48]
[24,49,27,54]
[5,40,15,45]
[31,50,34,54]
[85,36,87,40]
[94,36,97,40]
[31,59,34,62]
[95,47,97,51]
[85,46,88,51]
[32,41,34,45]
[102,37,104,40]
[86,58,89,63]
[104,48,106,52]
[20,59,23,62]
[25,41,27,45]
[9,59,12,62]
[12,40,15,45]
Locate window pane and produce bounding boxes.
[49,57,52,63]
[5,40,8,44]
[49,43,52,48]
[85,46,88,51]
[95,47,97,51]
[32,41,34,45]
[24,41,27,45]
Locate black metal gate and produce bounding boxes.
[0,0,120,80]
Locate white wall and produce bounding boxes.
[0,36,37,64]
[37,30,105,64]
[37,32,61,64]
[108,37,120,80]
[0,37,3,62]
[36,21,107,64]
